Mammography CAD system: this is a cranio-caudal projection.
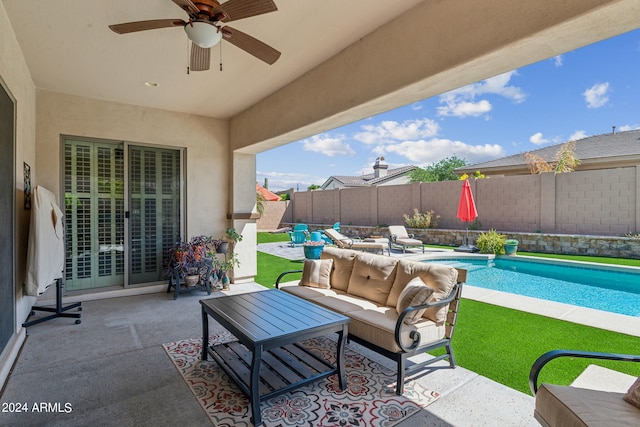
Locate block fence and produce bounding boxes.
[277,167,640,237]
[276,225,640,259]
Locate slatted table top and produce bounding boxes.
[200,289,349,347]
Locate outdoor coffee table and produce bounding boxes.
[200,289,349,426]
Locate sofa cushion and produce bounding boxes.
[624,376,640,409]
[312,294,380,314]
[321,247,358,291]
[396,276,435,324]
[536,383,640,427]
[300,258,333,289]
[280,283,345,300]
[388,260,458,323]
[346,252,398,305]
[347,307,444,354]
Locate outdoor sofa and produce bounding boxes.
[529,350,640,426]
[276,247,466,395]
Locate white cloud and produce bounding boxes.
[553,55,563,67]
[354,119,439,145]
[437,100,492,117]
[437,71,526,118]
[529,132,549,145]
[569,130,588,140]
[583,82,610,108]
[618,124,640,131]
[411,102,423,111]
[382,139,505,165]
[256,171,322,191]
[301,134,355,157]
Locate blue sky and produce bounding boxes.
[257,29,640,192]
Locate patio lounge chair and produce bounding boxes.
[388,225,424,253]
[529,349,640,426]
[324,228,388,255]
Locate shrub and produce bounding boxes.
[403,208,440,229]
[476,229,506,255]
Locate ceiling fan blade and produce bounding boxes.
[222,26,280,65]
[213,0,277,22]
[109,19,186,34]
[220,27,280,65]
[190,44,211,71]
[171,0,200,16]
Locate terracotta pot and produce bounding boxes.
[184,275,200,287]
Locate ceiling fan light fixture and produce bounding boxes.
[184,21,221,48]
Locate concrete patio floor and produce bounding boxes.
[3,242,637,426]
[1,283,537,427]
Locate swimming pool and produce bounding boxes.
[423,256,640,317]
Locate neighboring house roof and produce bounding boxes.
[256,183,280,201]
[321,165,418,189]
[457,129,640,176]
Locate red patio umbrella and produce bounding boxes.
[456,179,479,251]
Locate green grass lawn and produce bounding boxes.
[257,232,640,395]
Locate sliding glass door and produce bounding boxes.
[128,146,181,285]
[63,138,182,291]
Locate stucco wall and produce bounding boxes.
[0,1,36,390]
[35,90,229,240]
[287,167,640,236]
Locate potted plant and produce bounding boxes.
[476,229,507,255]
[303,240,324,259]
[208,227,243,290]
[165,235,213,286]
[504,239,519,255]
[213,227,243,254]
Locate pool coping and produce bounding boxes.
[462,285,640,338]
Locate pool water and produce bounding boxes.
[423,257,640,317]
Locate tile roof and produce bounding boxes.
[458,129,640,172]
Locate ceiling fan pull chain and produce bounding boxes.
[187,38,190,74]
[219,40,223,71]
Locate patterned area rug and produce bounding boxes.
[163,332,440,426]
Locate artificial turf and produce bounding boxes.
[256,232,640,394]
[430,299,640,394]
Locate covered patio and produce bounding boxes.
[2,0,640,422]
[2,284,537,426]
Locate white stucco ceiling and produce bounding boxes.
[2,0,422,119]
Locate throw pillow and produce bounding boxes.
[300,259,333,289]
[396,276,435,325]
[623,376,640,409]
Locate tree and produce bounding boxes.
[409,155,468,182]
[307,184,321,190]
[525,140,581,174]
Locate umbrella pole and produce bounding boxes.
[465,225,469,246]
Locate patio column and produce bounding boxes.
[229,152,258,283]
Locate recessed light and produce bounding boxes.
[144,81,159,87]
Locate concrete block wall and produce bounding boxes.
[555,168,637,235]
[476,175,541,232]
[256,201,289,231]
[377,184,416,226]
[282,166,639,237]
[422,180,461,229]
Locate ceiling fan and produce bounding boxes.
[109,0,280,71]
